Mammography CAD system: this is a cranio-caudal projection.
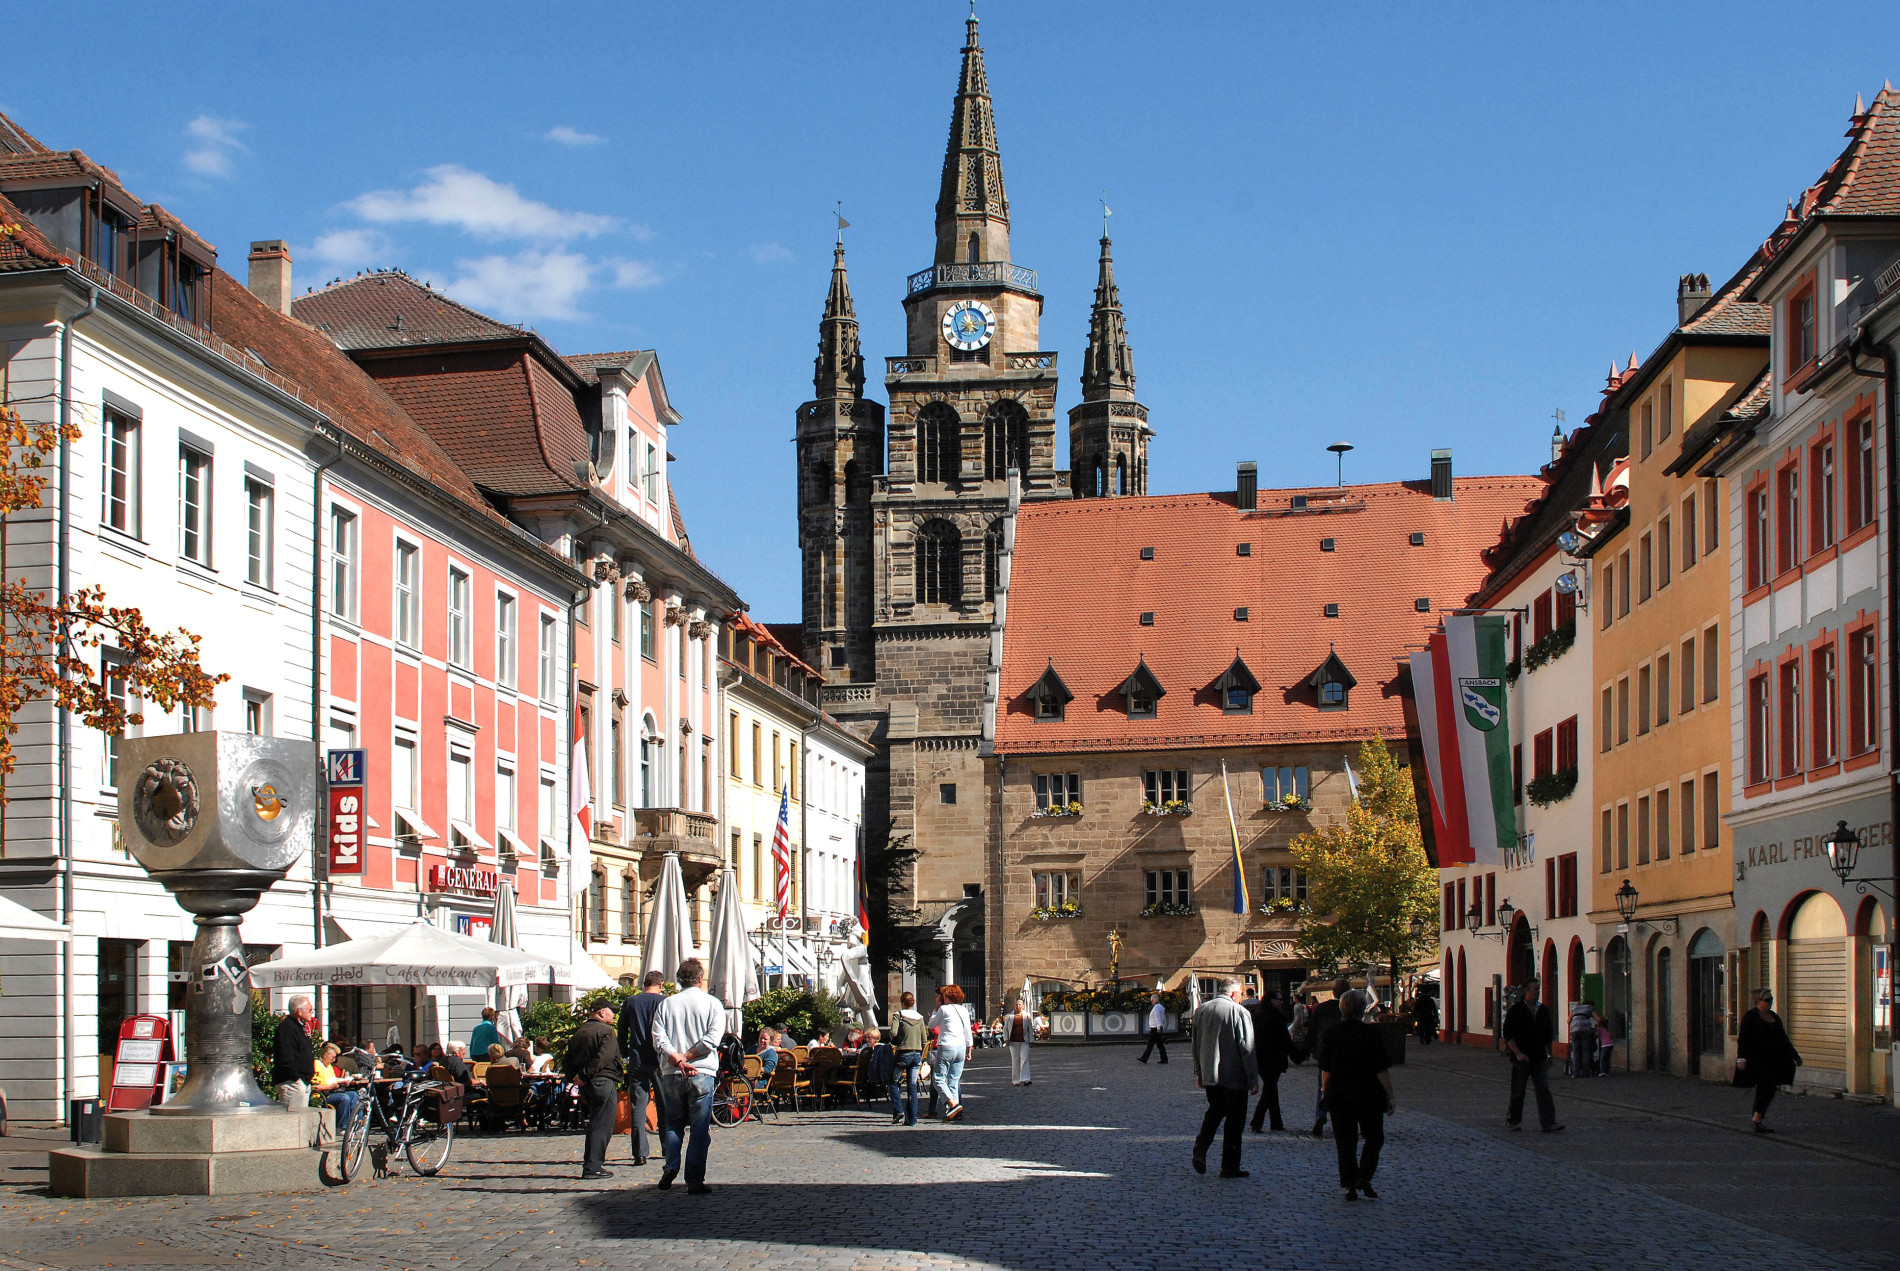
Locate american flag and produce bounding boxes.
[771,783,793,920]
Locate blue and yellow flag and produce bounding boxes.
[1220,759,1250,914]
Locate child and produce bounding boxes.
[1595,1011,1615,1075]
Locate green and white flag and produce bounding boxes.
[1443,613,1515,866]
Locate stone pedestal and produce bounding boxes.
[48,1108,321,1197]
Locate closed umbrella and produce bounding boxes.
[707,866,756,1034]
[1187,974,1202,1016]
[641,852,692,984]
[490,880,524,1041]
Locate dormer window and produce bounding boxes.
[1025,662,1074,722]
[1307,649,1357,713]
[1211,654,1261,716]
[1117,657,1166,720]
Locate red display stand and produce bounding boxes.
[106,1014,174,1112]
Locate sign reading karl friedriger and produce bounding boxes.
[1739,818,1893,872]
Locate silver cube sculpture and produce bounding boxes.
[117,733,315,1116]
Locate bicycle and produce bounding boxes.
[709,1070,754,1128]
[323,1071,457,1184]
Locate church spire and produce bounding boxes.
[1081,235,1135,402]
[933,11,1011,267]
[813,241,863,399]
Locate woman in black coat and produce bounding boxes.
[1248,992,1292,1132]
[1735,987,1801,1132]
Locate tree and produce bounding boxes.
[1289,737,1440,989]
[0,403,224,789]
[862,829,937,989]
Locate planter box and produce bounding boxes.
[1048,1011,1088,1038]
[1089,1010,1142,1038]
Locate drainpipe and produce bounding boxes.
[799,716,815,984]
[58,286,99,1122]
[308,429,343,1016]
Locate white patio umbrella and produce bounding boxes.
[1187,974,1202,1016]
[490,880,524,1040]
[254,920,555,990]
[706,866,757,1033]
[641,852,692,984]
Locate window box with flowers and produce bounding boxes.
[1523,619,1577,674]
[1526,765,1579,808]
[1141,800,1192,816]
[1032,901,1084,921]
[1270,794,1311,813]
[1031,802,1083,819]
[1140,901,1197,918]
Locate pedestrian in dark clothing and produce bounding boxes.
[617,971,667,1166]
[1190,979,1259,1179]
[1137,994,1169,1064]
[1502,980,1563,1132]
[1413,990,1438,1044]
[1318,990,1395,1200]
[565,1003,623,1180]
[1308,977,1349,1136]
[1735,988,1801,1132]
[271,995,316,1107]
[1248,991,1290,1132]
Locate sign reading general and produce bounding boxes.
[430,864,500,896]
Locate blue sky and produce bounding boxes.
[8,1,1898,619]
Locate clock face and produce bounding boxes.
[942,300,995,351]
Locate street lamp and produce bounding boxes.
[1824,819,1898,899]
[1613,878,1679,934]
[1496,898,1517,933]
[1466,903,1506,942]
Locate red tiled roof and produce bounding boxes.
[669,489,694,558]
[1761,87,1900,267]
[994,477,1544,755]
[565,350,653,378]
[0,148,130,194]
[140,203,217,261]
[0,190,70,271]
[1679,256,1770,338]
[730,613,821,681]
[0,111,49,155]
[294,270,520,350]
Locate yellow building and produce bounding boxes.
[1579,268,1767,1078]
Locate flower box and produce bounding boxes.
[1030,804,1083,819]
[1031,904,1084,921]
[1140,801,1193,816]
[1270,796,1311,813]
[1140,902,1197,918]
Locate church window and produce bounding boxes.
[984,400,1030,480]
[916,519,962,605]
[918,403,961,483]
[1093,459,1106,497]
[984,520,1004,599]
[1115,454,1127,495]
[967,232,980,264]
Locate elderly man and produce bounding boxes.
[1190,978,1259,1179]
[272,994,316,1109]
[650,958,726,1195]
[565,1002,623,1181]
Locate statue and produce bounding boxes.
[1106,927,1124,983]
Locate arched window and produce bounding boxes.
[967,232,980,264]
[640,714,657,806]
[1115,453,1128,495]
[984,520,1004,600]
[917,403,960,484]
[1093,459,1106,498]
[915,519,962,605]
[983,400,1029,480]
[589,868,607,943]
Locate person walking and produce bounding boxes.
[564,1002,622,1180]
[1248,990,1291,1132]
[890,991,928,1125]
[1138,992,1169,1064]
[1412,988,1439,1045]
[650,958,726,1194]
[1318,990,1395,1201]
[1307,978,1348,1136]
[1190,979,1259,1178]
[1735,988,1802,1133]
[1567,998,1598,1077]
[617,970,667,1166]
[1007,994,1036,1086]
[272,994,316,1110]
[929,985,974,1121]
[468,1006,502,1061]
[1503,980,1563,1132]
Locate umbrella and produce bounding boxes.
[490,880,524,1041]
[707,866,757,1033]
[1187,974,1202,1016]
[641,852,692,984]
[255,920,555,989]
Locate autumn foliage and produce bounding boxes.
[0,402,225,788]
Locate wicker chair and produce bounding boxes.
[805,1047,842,1108]
[483,1063,527,1131]
[744,1054,779,1121]
[824,1052,865,1109]
[767,1051,805,1113]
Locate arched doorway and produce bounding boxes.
[1456,947,1468,1034]
[1652,944,1674,1072]
[1442,951,1455,1040]
[1605,935,1632,1064]
[1688,928,1725,1076]
[1508,915,1535,987]
[1567,937,1585,1006]
[1861,901,1892,1084]
[1785,891,1848,1083]
[1541,940,1558,1041]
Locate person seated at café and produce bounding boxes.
[312,1042,360,1137]
[411,1043,433,1072]
[752,1028,782,1077]
[440,1042,475,1088]
[486,1043,519,1070]
[526,1037,556,1074]
[505,1037,536,1069]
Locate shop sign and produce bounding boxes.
[1738,817,1893,875]
[430,864,500,896]
[454,915,494,939]
[326,748,367,876]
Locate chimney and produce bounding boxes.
[1551,425,1565,465]
[1430,449,1453,500]
[1235,461,1257,511]
[248,240,292,316]
[1677,272,1712,326]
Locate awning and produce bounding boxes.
[0,892,71,943]
[559,946,617,990]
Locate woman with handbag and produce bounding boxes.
[1735,988,1801,1133]
[929,985,974,1121]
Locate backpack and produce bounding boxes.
[717,1033,747,1079]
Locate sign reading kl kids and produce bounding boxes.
[327,748,368,876]
[1410,614,1516,868]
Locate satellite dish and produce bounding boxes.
[1557,530,1583,554]
[1554,571,1580,596]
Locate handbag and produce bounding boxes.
[917,1060,933,1087]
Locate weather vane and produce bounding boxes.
[1100,191,1112,238]
[835,200,850,246]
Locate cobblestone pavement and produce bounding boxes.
[2,1044,1895,1271]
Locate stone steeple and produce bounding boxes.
[1080,235,1135,402]
[934,13,1011,267]
[813,241,863,399]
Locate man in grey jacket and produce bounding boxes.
[1190,979,1260,1178]
[649,958,726,1195]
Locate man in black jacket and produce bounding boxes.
[618,971,667,1166]
[1248,991,1291,1132]
[272,994,316,1108]
[567,1003,623,1180]
[1502,980,1563,1132]
[1308,978,1349,1137]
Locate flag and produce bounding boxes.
[771,784,794,921]
[1344,754,1360,802]
[1219,759,1251,914]
[854,822,870,943]
[569,706,591,841]
[1411,615,1514,866]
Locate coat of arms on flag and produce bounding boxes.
[1459,677,1503,731]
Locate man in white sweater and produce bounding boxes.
[649,958,727,1194]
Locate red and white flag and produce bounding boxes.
[771,784,793,921]
[570,709,592,841]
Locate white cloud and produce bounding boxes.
[349,165,614,241]
[546,126,605,147]
[183,114,248,178]
[442,249,596,321]
[304,228,389,271]
[609,258,663,289]
[750,242,793,264]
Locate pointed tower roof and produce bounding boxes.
[1081,235,1137,402]
[933,12,1012,266]
[813,241,864,399]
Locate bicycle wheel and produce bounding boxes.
[711,1075,751,1128]
[338,1099,371,1183]
[405,1115,455,1176]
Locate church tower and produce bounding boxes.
[796,239,883,682]
[1068,233,1151,497]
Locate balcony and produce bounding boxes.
[632,807,722,881]
[906,261,1040,297]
